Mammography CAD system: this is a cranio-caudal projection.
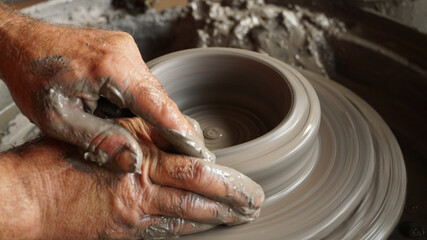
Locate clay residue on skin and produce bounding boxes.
[158,116,216,162]
[201,162,264,217]
[96,77,216,162]
[33,84,142,173]
[30,56,71,78]
[160,154,264,223]
[136,217,215,239]
[180,115,216,161]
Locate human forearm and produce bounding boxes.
[0,139,111,239]
[0,2,17,28]
[0,4,34,73]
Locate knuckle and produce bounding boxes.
[192,159,205,183]
[166,157,203,182]
[110,31,135,47]
[112,177,146,228]
[140,185,156,214]
[91,52,118,75]
[118,31,134,41]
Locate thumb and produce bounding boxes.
[99,75,215,162]
[43,97,142,173]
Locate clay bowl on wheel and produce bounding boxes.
[146,48,406,240]
[148,48,321,196]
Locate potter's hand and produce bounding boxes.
[0,5,214,173]
[0,117,264,239]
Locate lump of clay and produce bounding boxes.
[112,0,159,14]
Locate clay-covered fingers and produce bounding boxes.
[135,216,215,239]
[145,185,249,225]
[146,151,265,220]
[116,117,173,152]
[103,68,215,162]
[116,116,207,156]
[42,96,142,173]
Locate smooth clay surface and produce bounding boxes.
[150,52,293,151]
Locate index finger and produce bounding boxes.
[102,69,215,161]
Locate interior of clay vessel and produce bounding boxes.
[152,53,293,150]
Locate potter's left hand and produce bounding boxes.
[0,5,214,173]
[0,117,264,239]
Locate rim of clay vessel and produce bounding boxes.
[148,48,321,183]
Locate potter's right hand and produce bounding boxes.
[0,5,214,173]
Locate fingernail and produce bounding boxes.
[114,149,140,173]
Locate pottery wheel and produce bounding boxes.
[0,47,405,239]
[148,48,407,239]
